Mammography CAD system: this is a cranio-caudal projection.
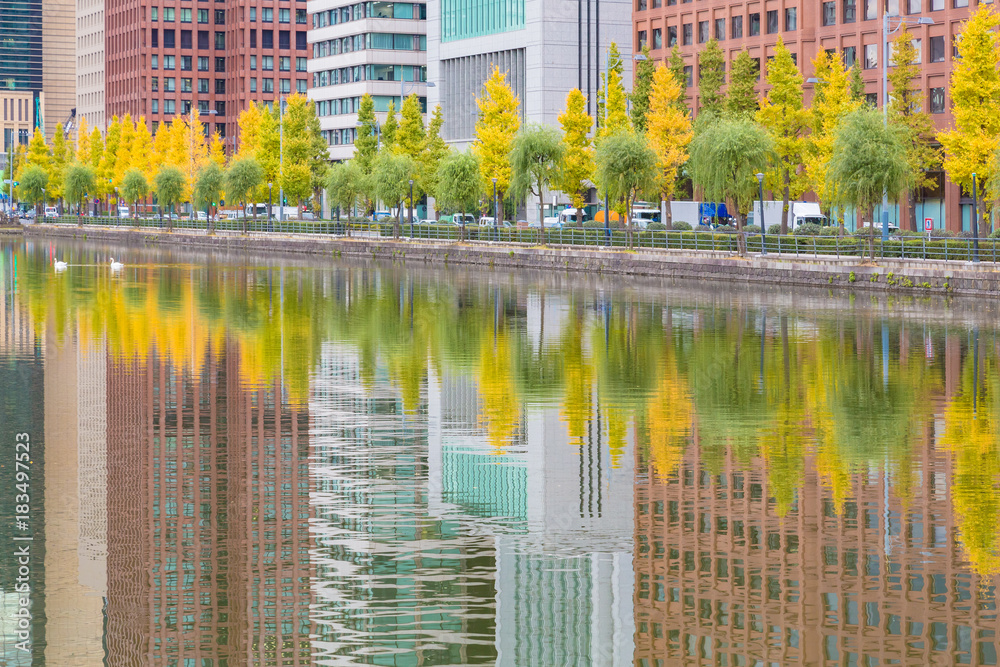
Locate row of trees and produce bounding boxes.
[10,93,328,223]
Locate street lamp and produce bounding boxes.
[756,173,767,255]
[115,187,120,225]
[401,78,435,103]
[41,187,45,222]
[881,14,934,246]
[268,181,273,231]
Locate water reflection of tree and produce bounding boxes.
[943,339,1000,577]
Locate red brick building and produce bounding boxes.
[634,0,979,231]
[105,0,310,149]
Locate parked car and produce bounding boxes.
[417,218,437,225]
[196,211,209,221]
[478,216,496,226]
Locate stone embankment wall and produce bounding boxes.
[22,225,1000,297]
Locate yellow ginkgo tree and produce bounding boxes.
[473,65,521,215]
[646,64,693,226]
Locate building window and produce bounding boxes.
[954,0,967,6]
[215,9,225,24]
[297,80,307,94]
[715,18,725,40]
[684,65,693,87]
[151,76,159,91]
[215,31,225,49]
[280,30,291,49]
[638,30,647,48]
[930,0,943,9]
[215,57,225,72]
[198,9,209,23]
[638,0,647,8]
[653,28,662,49]
[263,55,273,71]
[215,101,226,116]
[844,46,857,67]
[263,78,274,93]
[280,79,291,94]
[279,56,290,71]
[908,0,921,11]
[864,43,877,69]
[152,100,159,114]
[151,54,159,69]
[250,29,257,48]
[249,7,256,21]
[180,8,191,22]
[181,55,192,70]
[683,23,693,45]
[197,78,208,93]
[843,0,856,22]
[198,56,209,71]
[822,3,835,25]
[731,15,743,38]
[181,78,192,93]
[698,20,709,43]
[163,7,175,21]
[164,55,175,69]
[165,100,175,114]
[215,79,225,94]
[785,8,797,30]
[279,8,290,22]
[262,30,273,49]
[250,55,257,70]
[749,13,760,35]
[929,35,944,62]
[668,26,677,46]
[250,77,258,92]
[151,29,159,47]
[296,9,307,23]
[865,92,878,106]
[151,6,158,20]
[164,29,175,48]
[181,31,192,49]
[929,87,945,113]
[164,77,175,92]
[263,7,273,21]
[865,0,877,19]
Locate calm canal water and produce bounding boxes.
[1,239,1000,666]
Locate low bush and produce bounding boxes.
[794,223,823,236]
[672,221,693,231]
[767,224,782,236]
[695,224,714,232]
[646,222,668,231]
[743,224,761,234]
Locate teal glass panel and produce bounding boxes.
[441,0,526,42]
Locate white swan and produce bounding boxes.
[110,258,124,271]
[53,259,67,271]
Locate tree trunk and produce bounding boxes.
[576,197,583,226]
[780,172,790,235]
[538,188,545,245]
[907,189,917,233]
[979,193,990,238]
[664,198,672,227]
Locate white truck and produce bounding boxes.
[749,201,828,230]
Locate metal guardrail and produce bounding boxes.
[36,216,1000,263]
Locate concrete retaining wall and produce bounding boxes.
[21,224,1000,297]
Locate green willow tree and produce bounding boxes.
[828,108,912,259]
[594,132,657,248]
[689,116,775,245]
[64,163,95,225]
[371,151,416,237]
[436,150,482,240]
[121,168,149,226]
[194,163,225,231]
[510,124,565,238]
[225,157,264,233]
[155,166,186,232]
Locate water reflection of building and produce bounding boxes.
[104,340,313,665]
[427,357,636,667]
[633,437,999,667]
[310,345,499,666]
